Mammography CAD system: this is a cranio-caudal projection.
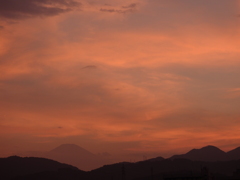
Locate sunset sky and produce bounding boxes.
[0,0,240,160]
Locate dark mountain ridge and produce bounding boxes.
[0,156,82,180]
[8,144,240,179]
[170,145,240,162]
[226,146,240,160]
[2,154,240,180]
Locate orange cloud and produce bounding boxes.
[1,0,240,159]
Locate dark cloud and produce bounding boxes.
[100,3,137,14]
[0,0,80,19]
[99,8,133,14]
[82,65,97,69]
[100,8,116,13]
[122,3,137,9]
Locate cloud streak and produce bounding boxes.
[100,3,138,13]
[0,0,80,19]
[82,65,97,69]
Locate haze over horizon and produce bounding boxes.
[11,143,240,160]
[0,0,240,164]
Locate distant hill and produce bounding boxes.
[145,156,165,162]
[227,147,240,160]
[170,145,230,162]
[0,156,81,180]
[44,144,109,171]
[14,144,240,173]
[49,144,94,155]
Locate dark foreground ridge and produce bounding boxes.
[1,155,240,180]
[0,156,86,180]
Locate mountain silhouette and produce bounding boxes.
[145,156,165,162]
[2,153,240,180]
[89,158,240,180]
[227,146,240,160]
[10,144,240,180]
[0,156,81,180]
[49,144,95,157]
[170,145,229,161]
[44,144,109,171]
